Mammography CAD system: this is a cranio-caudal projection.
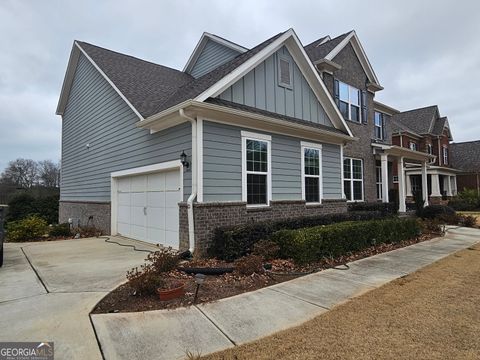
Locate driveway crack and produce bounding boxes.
[20,247,50,294]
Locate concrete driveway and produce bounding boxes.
[0,237,156,360]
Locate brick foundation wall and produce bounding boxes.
[59,201,111,234]
[180,199,348,255]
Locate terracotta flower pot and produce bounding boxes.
[157,282,185,301]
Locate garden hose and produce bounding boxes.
[101,236,153,253]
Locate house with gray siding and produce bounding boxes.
[57,28,456,253]
[57,29,356,253]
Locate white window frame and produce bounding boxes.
[376,163,383,200]
[443,146,449,165]
[277,55,293,89]
[301,141,323,204]
[426,143,433,155]
[409,142,417,151]
[343,157,364,202]
[338,81,361,123]
[374,111,384,140]
[241,131,272,207]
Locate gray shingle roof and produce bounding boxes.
[77,41,194,118]
[391,105,439,135]
[206,98,347,135]
[432,117,448,136]
[391,119,420,136]
[304,32,351,63]
[450,141,480,172]
[77,32,283,119]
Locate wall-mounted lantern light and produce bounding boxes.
[180,150,189,168]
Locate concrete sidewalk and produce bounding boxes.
[91,226,480,360]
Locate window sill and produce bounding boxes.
[346,200,365,203]
[306,202,323,208]
[246,204,271,212]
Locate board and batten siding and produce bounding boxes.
[61,54,192,202]
[218,46,333,127]
[202,121,342,202]
[190,39,241,78]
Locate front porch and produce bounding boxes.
[372,143,452,212]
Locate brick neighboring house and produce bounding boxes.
[451,140,480,195]
[390,105,459,204]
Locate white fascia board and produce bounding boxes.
[183,32,247,73]
[325,31,381,86]
[56,44,81,115]
[111,160,182,178]
[75,42,144,120]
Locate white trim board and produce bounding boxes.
[300,141,323,204]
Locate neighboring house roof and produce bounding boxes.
[76,41,194,118]
[206,97,347,135]
[391,105,452,140]
[450,140,480,172]
[391,119,420,137]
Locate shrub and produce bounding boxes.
[49,223,72,237]
[270,218,421,264]
[348,202,398,215]
[6,215,48,242]
[34,195,59,224]
[5,193,36,222]
[72,226,102,238]
[252,240,280,260]
[126,248,179,295]
[420,205,456,220]
[458,215,477,228]
[420,218,444,234]
[209,211,390,261]
[448,199,478,211]
[234,255,264,275]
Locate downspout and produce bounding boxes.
[179,109,197,253]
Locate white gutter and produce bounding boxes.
[179,109,197,253]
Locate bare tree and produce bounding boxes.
[0,158,39,188]
[38,160,60,188]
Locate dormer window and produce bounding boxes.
[278,56,292,88]
[336,80,361,123]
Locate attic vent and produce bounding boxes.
[278,56,292,88]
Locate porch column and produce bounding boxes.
[406,174,412,196]
[452,176,457,196]
[381,153,389,203]
[398,156,406,212]
[421,161,429,206]
[431,174,441,197]
[446,176,452,196]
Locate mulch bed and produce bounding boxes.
[91,232,438,314]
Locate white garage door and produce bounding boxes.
[116,170,181,248]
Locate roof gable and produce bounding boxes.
[392,105,439,135]
[183,32,247,76]
[217,45,333,128]
[451,141,480,172]
[306,31,381,89]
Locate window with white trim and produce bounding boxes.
[374,112,385,140]
[343,158,363,201]
[338,81,361,122]
[301,143,322,203]
[376,161,383,200]
[409,142,417,151]
[426,143,433,154]
[443,146,449,165]
[278,56,292,88]
[242,132,271,206]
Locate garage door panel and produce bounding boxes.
[131,225,146,241]
[147,173,166,191]
[131,206,146,227]
[147,207,166,229]
[131,175,147,192]
[117,205,131,223]
[118,178,131,192]
[118,192,130,206]
[165,208,179,232]
[117,222,131,237]
[131,192,146,207]
[147,192,165,207]
[165,191,181,207]
[165,230,179,248]
[165,171,180,190]
[147,227,165,244]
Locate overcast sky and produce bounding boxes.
[1,0,479,171]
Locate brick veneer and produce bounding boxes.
[59,201,111,234]
[179,199,348,255]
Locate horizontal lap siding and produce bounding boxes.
[218,46,333,127]
[61,54,191,202]
[202,121,342,202]
[190,39,241,78]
